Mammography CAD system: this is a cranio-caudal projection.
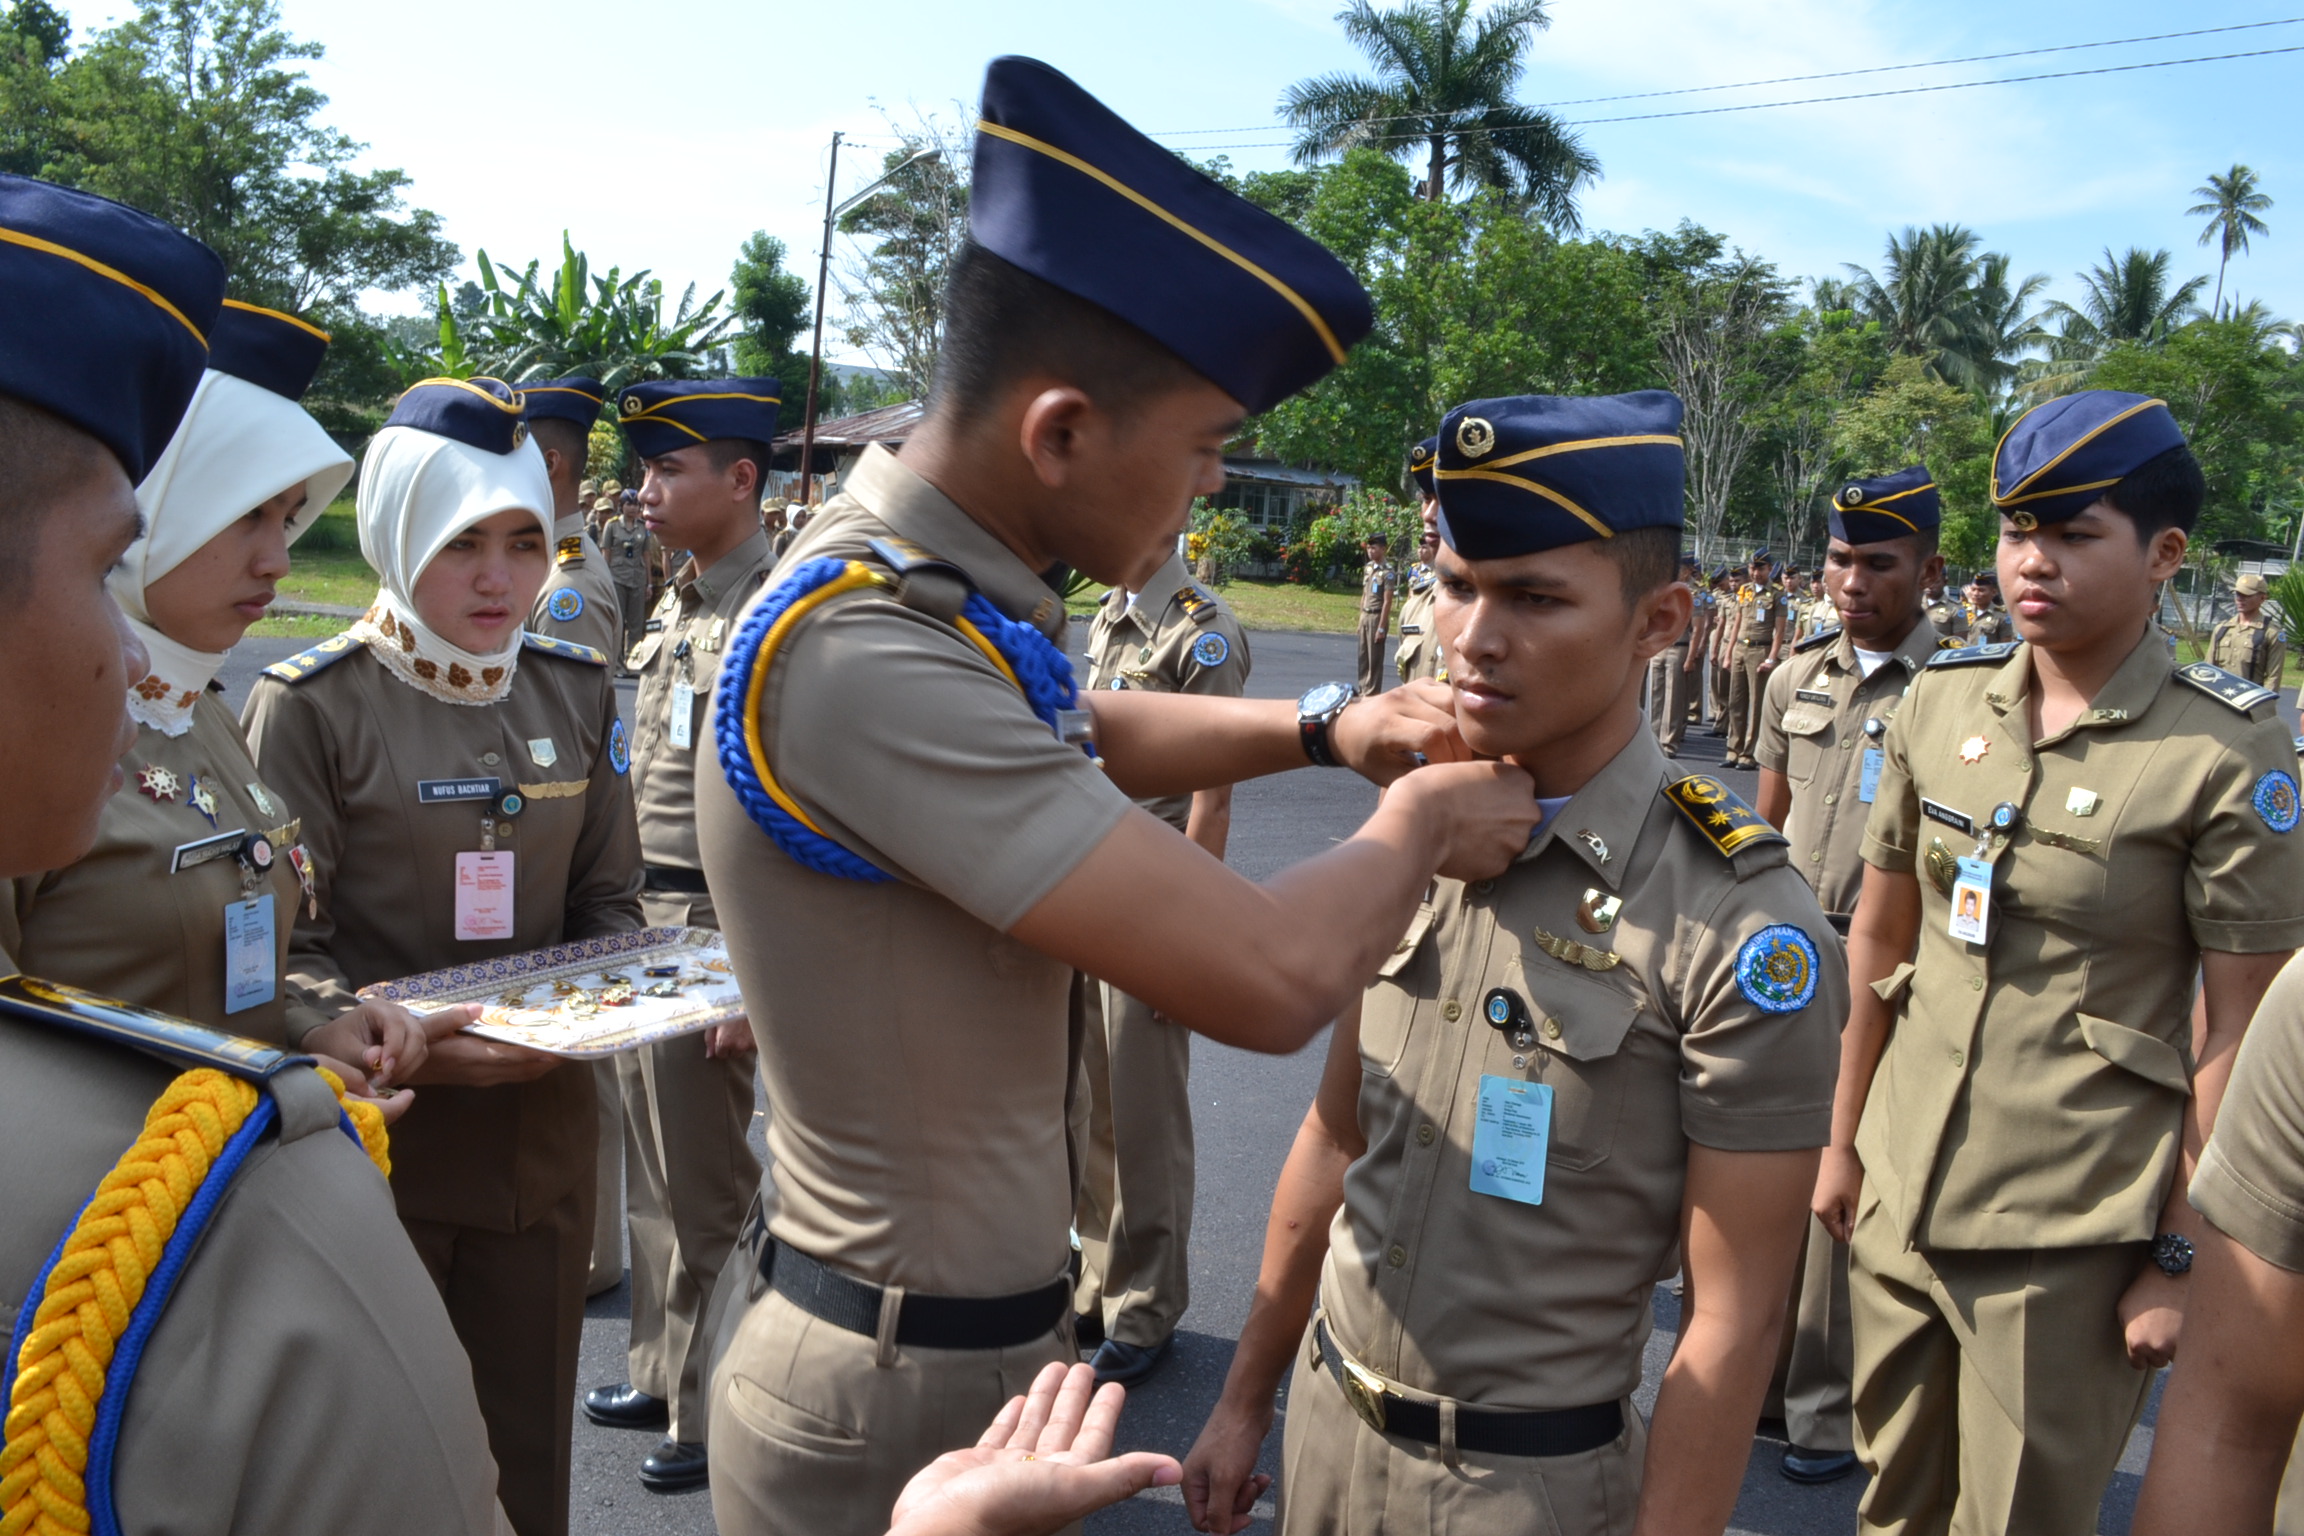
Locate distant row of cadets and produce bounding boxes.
[15,47,2304,1536]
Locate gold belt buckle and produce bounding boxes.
[1338,1354,1389,1433]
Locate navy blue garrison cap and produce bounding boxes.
[619,377,780,459]
[1992,391,2186,527]
[521,377,606,431]
[971,56,1373,414]
[387,377,530,454]
[208,300,329,402]
[0,173,225,482]
[1407,436,1437,497]
[1434,391,1685,560]
[1831,465,1939,545]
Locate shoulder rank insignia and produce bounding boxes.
[1663,774,1786,857]
[0,974,299,1081]
[1793,625,1841,653]
[1175,585,1221,625]
[522,632,608,665]
[2175,660,2276,713]
[1926,640,2020,669]
[261,631,366,684]
[555,535,586,567]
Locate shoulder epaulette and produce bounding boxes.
[522,632,608,665]
[261,631,366,683]
[1175,584,1221,625]
[866,535,978,623]
[1794,625,1840,653]
[1408,564,1436,594]
[555,535,586,568]
[0,974,299,1082]
[2174,660,2276,713]
[1926,641,2020,669]
[1662,774,1787,858]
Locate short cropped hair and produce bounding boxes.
[2101,444,2206,542]
[525,415,588,469]
[1596,525,1680,603]
[0,396,111,602]
[699,438,770,502]
[930,241,1208,423]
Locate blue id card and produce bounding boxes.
[223,894,276,1014]
[1859,747,1883,803]
[1470,1074,1553,1205]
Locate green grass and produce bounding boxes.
[1069,578,1365,633]
[247,613,348,640]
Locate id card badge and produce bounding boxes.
[454,850,516,941]
[1948,856,1993,944]
[222,894,277,1014]
[668,679,695,750]
[1469,1074,1553,1205]
[1859,747,1884,803]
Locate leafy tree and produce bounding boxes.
[836,126,970,399]
[1829,357,1997,565]
[0,0,71,176]
[1764,306,1889,554]
[1843,225,2044,393]
[2030,247,2210,397]
[730,230,847,427]
[1282,0,1597,228]
[1655,248,1794,560]
[2188,163,2272,317]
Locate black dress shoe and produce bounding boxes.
[1780,1445,1859,1484]
[583,1383,670,1430]
[640,1438,709,1493]
[1073,1310,1105,1353]
[1089,1336,1172,1389]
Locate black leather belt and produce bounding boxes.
[644,865,709,893]
[1315,1317,1622,1458]
[761,1239,1071,1351]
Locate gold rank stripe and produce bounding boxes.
[1662,774,1785,856]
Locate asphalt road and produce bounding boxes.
[216,627,2221,1536]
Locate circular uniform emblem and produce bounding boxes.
[545,586,585,622]
[1191,632,1230,668]
[511,421,529,448]
[1106,677,1128,690]
[1841,484,1866,505]
[1735,925,1821,1014]
[1454,416,1496,459]
[2255,769,2300,833]
[623,394,644,415]
[1485,991,1513,1027]
[609,717,630,775]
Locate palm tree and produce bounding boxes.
[1282,0,1599,229]
[1963,252,2051,395]
[2025,247,2208,399]
[2187,163,2272,316]
[1841,224,2043,392]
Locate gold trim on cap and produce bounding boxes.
[523,384,606,404]
[1990,396,2166,507]
[978,119,1350,366]
[0,225,207,343]
[405,375,527,414]
[1434,467,1614,538]
[221,297,330,343]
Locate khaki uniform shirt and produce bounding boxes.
[603,517,659,590]
[1320,730,1844,1406]
[1,693,322,1040]
[2210,613,2287,688]
[1963,603,2014,646]
[527,516,623,658]
[1756,615,1942,917]
[0,1024,506,1534]
[243,638,644,1231]
[1083,550,1251,830]
[629,528,776,925]
[695,444,1131,1296]
[1924,595,1959,636]
[2191,952,2304,1270]
[1361,560,1392,616]
[1736,585,1782,648]
[1392,564,1443,682]
[1859,633,2304,1251]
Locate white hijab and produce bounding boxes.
[118,370,355,735]
[348,424,554,705]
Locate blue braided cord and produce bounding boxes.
[958,590,1080,730]
[714,557,896,883]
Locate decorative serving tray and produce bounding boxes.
[356,926,743,1058]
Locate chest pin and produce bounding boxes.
[1576,889,1623,934]
[1958,735,1990,764]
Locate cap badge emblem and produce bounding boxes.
[1455,416,1496,459]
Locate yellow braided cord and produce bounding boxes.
[0,1070,257,1535]
[310,1066,391,1179]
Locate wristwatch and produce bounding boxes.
[2151,1232,2195,1277]
[1297,681,1355,768]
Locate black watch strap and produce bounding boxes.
[1301,714,1339,768]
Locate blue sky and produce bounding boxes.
[59,0,2304,367]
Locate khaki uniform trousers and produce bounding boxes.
[1849,1194,2150,1536]
[1647,644,1691,753]
[1357,613,1388,697]
[404,1183,591,1536]
[1781,1214,1854,1452]
[708,1287,1073,1536]
[615,580,648,661]
[1072,979,1194,1346]
[1727,640,1771,758]
[1278,1319,1646,1536]
[587,1060,624,1294]
[1709,656,1731,727]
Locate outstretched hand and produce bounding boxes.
[1331,679,1470,784]
[887,1361,1180,1536]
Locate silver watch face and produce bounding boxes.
[1299,681,1354,719]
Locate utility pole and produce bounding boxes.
[797,131,841,510]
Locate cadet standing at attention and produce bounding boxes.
[2211,570,2288,688]
[581,375,781,1493]
[1183,392,1844,1536]
[1724,550,1787,770]
[1392,437,1445,686]
[1922,569,1959,635]
[1649,548,1703,757]
[1813,392,2304,1536]
[0,172,509,1536]
[1751,465,1945,1488]
[1073,534,1251,1388]
[603,487,661,661]
[522,378,624,659]
[695,56,1543,1536]
[245,376,645,1536]
[1357,530,1394,695]
[1960,567,2014,644]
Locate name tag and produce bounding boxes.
[1470,1074,1553,1206]
[172,828,250,874]
[1796,688,1835,706]
[418,777,502,804]
[1860,747,1884,803]
[669,679,695,750]
[222,895,276,1014]
[1920,798,1974,835]
[1399,624,1421,635]
[1949,855,1993,945]
[454,850,516,940]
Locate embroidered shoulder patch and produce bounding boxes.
[545,587,585,622]
[1735,925,1822,1014]
[1191,631,1230,668]
[1663,774,1786,857]
[1793,625,1841,653]
[2254,769,2299,833]
[2176,661,2277,713]
[608,718,630,775]
[261,632,367,684]
[1926,641,2020,669]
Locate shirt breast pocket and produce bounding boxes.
[1358,903,1435,1078]
[626,632,663,672]
[1511,953,1643,1171]
[1779,705,1833,785]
